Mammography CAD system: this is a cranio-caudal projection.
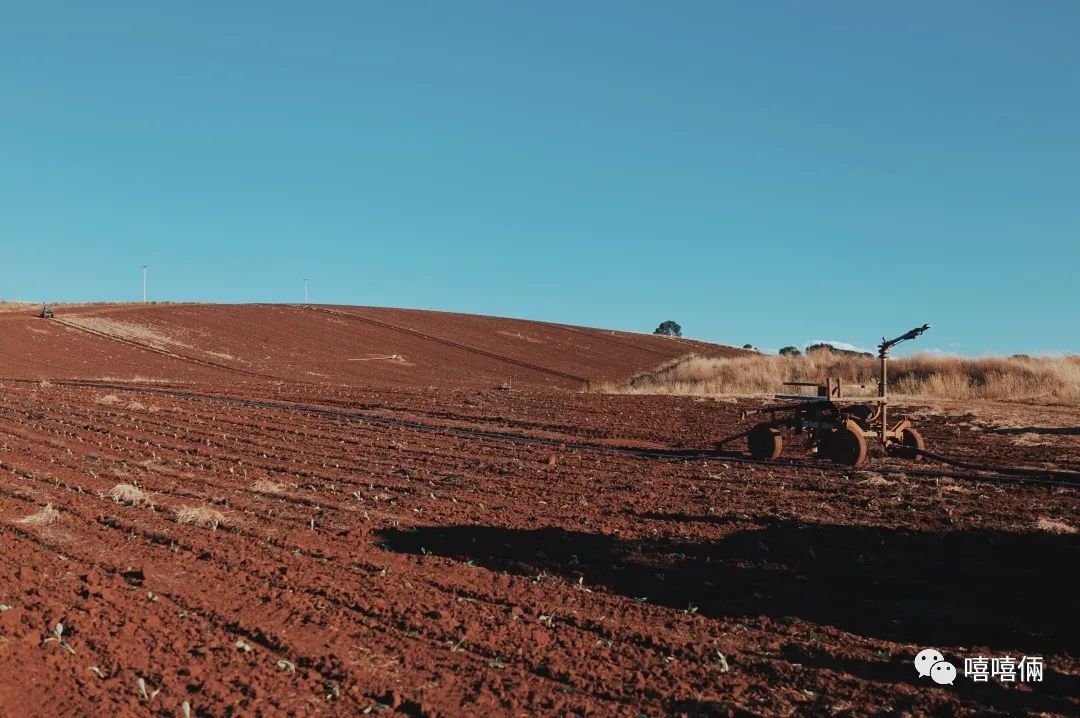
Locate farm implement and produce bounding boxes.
[734,324,931,467]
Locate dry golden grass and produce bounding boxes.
[597,352,1080,405]
[19,504,60,526]
[1035,518,1077,535]
[857,474,896,487]
[108,483,153,507]
[252,479,285,494]
[175,505,226,529]
[0,302,41,313]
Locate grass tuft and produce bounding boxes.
[19,504,60,526]
[109,483,153,506]
[175,505,226,529]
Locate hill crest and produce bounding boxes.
[0,303,746,389]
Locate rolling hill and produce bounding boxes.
[0,303,745,389]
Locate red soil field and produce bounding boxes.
[0,304,1076,716]
[0,303,743,389]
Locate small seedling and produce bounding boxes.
[713,651,730,673]
[276,659,296,673]
[44,622,75,654]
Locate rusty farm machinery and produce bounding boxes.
[732,324,931,467]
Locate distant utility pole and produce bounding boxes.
[141,265,148,303]
[304,278,309,304]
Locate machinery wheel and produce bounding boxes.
[747,423,782,460]
[895,426,925,460]
[828,426,867,467]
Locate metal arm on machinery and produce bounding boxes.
[878,324,930,358]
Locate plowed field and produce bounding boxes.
[0,305,1076,716]
[0,304,741,389]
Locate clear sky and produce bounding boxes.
[2,2,1077,355]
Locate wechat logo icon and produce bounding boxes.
[915,648,956,686]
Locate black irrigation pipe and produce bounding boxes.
[5,378,1079,490]
[913,447,1080,485]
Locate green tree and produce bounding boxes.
[654,321,682,337]
[778,346,802,356]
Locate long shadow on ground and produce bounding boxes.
[378,520,1079,714]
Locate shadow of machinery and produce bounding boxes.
[378,519,1078,654]
[379,520,1080,713]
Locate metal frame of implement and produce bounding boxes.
[734,324,931,467]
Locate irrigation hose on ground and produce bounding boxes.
[911,447,1080,485]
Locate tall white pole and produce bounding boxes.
[141,265,148,303]
[304,278,309,304]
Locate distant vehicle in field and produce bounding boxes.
[38,304,54,319]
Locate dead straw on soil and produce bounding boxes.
[108,483,153,507]
[175,505,226,530]
[18,504,61,526]
[1035,518,1077,535]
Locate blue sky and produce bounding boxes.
[2,2,1077,355]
